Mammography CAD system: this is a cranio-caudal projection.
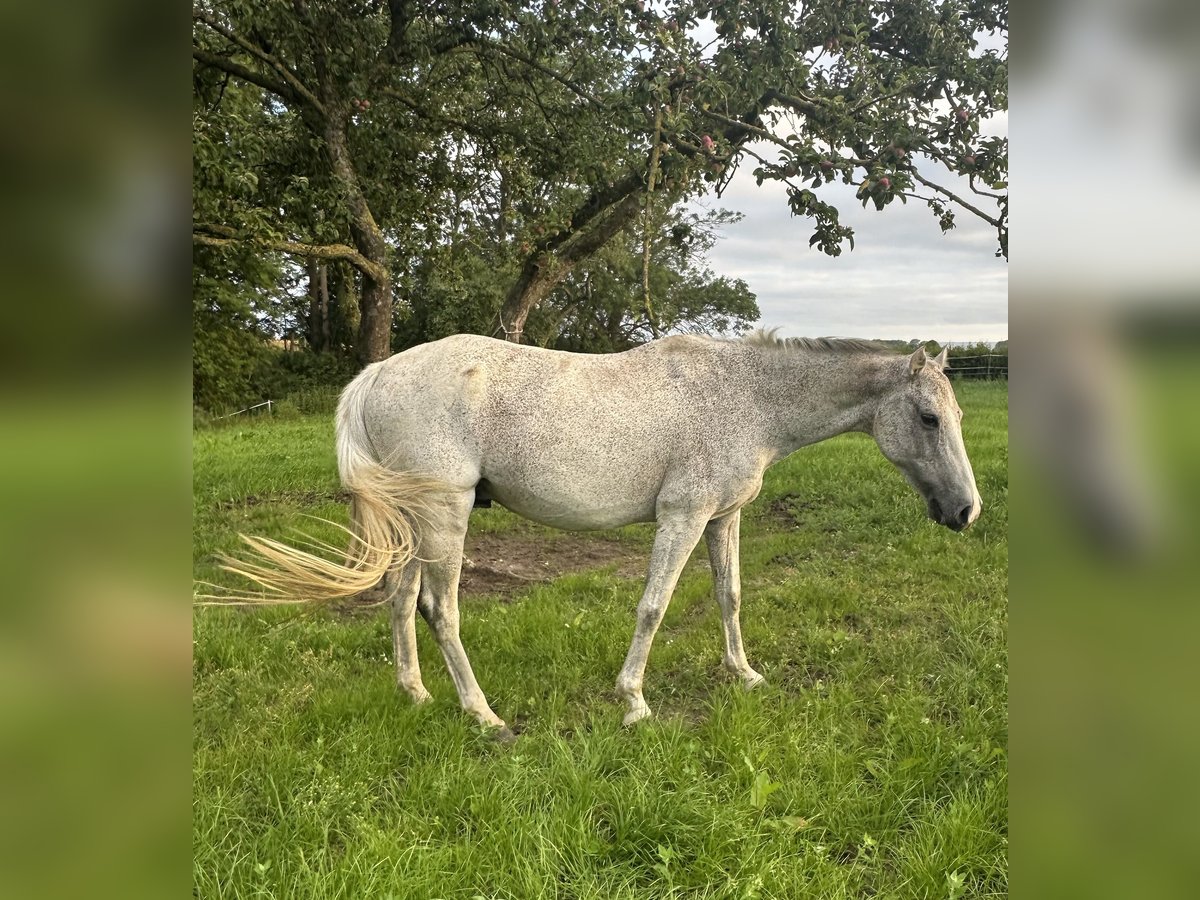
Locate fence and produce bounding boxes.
[946,354,1008,379]
[214,399,275,420]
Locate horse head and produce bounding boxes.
[872,346,982,532]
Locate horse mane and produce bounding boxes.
[740,328,899,356]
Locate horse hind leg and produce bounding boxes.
[350,496,428,701]
[387,561,431,704]
[417,490,511,738]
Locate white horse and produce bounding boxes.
[224,332,980,736]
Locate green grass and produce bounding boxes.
[194,380,1008,899]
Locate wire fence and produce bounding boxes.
[214,399,275,420]
[206,353,1007,426]
[945,354,1008,379]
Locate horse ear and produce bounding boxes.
[908,346,928,375]
[932,347,949,370]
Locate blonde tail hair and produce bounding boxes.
[201,362,445,605]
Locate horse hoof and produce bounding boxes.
[491,725,518,745]
[623,706,652,727]
[743,673,766,692]
[411,688,433,705]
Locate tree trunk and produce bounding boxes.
[330,261,360,353]
[497,166,510,245]
[495,263,562,342]
[306,259,321,350]
[356,272,391,364]
[307,260,331,352]
[318,263,331,351]
[322,120,392,365]
[493,187,647,343]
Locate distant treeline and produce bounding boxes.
[942,342,1008,379]
[868,339,1007,379]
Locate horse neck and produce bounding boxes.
[747,347,900,456]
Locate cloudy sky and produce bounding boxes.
[690,138,1009,345]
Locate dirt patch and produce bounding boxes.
[213,494,646,596]
[341,528,653,611]
[460,531,648,599]
[765,493,820,527]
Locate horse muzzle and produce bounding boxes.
[927,496,982,532]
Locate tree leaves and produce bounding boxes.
[193,0,1008,365]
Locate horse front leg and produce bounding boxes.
[616,513,709,725]
[704,511,764,690]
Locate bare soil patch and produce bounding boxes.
[340,528,654,612]
[765,493,819,527]
[460,531,647,599]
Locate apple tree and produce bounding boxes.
[192,0,1006,362]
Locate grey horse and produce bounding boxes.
[225,331,981,734]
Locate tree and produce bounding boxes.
[534,208,760,351]
[484,0,1009,337]
[193,1,1007,363]
[192,244,279,412]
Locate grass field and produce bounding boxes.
[193,380,1007,899]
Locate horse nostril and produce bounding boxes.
[927,498,943,523]
[956,504,973,529]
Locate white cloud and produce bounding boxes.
[690,142,1009,343]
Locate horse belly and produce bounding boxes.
[499,495,654,531]
[482,455,661,531]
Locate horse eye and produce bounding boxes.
[920,413,940,428]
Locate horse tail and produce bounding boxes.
[210,362,446,605]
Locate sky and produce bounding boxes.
[689,140,1009,344]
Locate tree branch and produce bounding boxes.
[553,188,651,272]
[762,88,823,118]
[193,11,327,116]
[192,47,297,104]
[378,86,472,132]
[289,0,341,114]
[386,0,415,60]
[909,171,1001,228]
[849,82,919,115]
[193,226,386,282]
[473,39,607,109]
[698,107,793,152]
[537,170,647,257]
[968,174,1006,201]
